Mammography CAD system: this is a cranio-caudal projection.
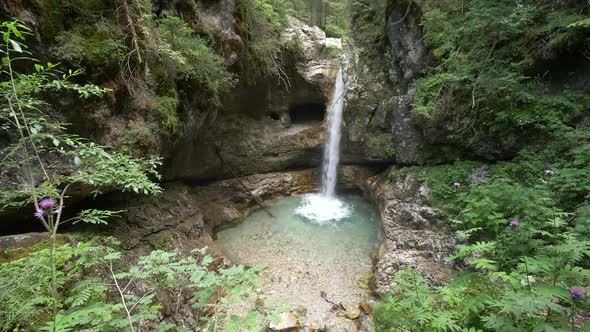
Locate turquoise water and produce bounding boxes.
[214,194,380,325]
[215,194,380,262]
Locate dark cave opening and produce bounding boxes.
[289,103,326,123]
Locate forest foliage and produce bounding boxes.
[379,128,590,330]
[0,20,270,331]
[0,239,265,331]
[411,0,590,153]
[372,2,590,330]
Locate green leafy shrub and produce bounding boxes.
[325,23,346,38]
[157,95,182,134]
[378,124,590,330]
[0,240,264,331]
[366,133,395,159]
[375,256,590,331]
[325,45,342,58]
[0,20,164,330]
[411,0,590,151]
[349,0,389,52]
[156,16,236,100]
[235,0,292,84]
[53,22,127,72]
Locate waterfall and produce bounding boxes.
[295,67,351,224]
[320,68,345,198]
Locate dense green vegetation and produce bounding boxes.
[349,0,389,51]
[372,1,590,330]
[412,0,590,155]
[377,130,590,330]
[290,0,351,37]
[0,240,264,331]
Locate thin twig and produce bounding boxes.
[108,260,136,332]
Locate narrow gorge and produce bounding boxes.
[1,0,589,331]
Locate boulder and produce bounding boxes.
[325,38,342,49]
[269,312,300,332]
[359,303,372,315]
[281,17,341,102]
[344,307,361,320]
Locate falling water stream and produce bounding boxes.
[296,68,351,223]
[320,68,345,198]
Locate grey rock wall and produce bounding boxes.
[359,171,456,294]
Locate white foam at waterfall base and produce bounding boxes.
[295,193,352,224]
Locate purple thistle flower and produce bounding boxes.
[34,208,44,219]
[569,288,585,300]
[39,198,56,209]
[411,263,417,269]
[545,169,554,176]
[509,220,519,229]
[453,182,461,189]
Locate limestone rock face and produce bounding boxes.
[359,171,456,294]
[383,1,432,165]
[163,114,325,181]
[164,18,344,181]
[282,17,341,93]
[104,183,208,254]
[342,50,396,164]
[0,233,75,262]
[343,0,432,166]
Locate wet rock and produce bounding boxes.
[338,166,383,192]
[342,51,397,164]
[269,312,300,332]
[191,169,318,228]
[344,307,362,320]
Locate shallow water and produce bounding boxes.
[215,194,380,327]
